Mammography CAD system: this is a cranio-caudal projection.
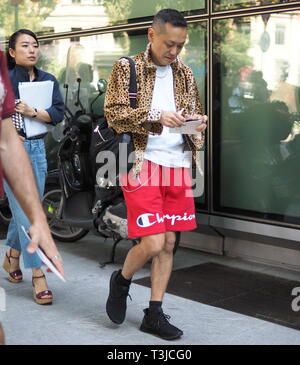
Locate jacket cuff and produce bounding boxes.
[147,109,161,122]
[45,107,63,126]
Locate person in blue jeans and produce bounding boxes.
[2,29,64,305]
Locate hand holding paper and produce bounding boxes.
[22,225,66,282]
[35,247,66,283]
[170,114,208,134]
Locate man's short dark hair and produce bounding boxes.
[152,9,187,29]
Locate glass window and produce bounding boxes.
[184,22,207,208]
[275,24,285,45]
[213,0,299,11]
[38,22,207,206]
[0,0,206,38]
[103,0,206,24]
[213,11,300,224]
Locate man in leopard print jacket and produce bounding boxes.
[105,9,207,340]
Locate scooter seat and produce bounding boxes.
[63,190,94,229]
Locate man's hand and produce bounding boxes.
[0,119,64,277]
[185,114,208,133]
[27,219,64,277]
[159,111,185,128]
[15,101,35,117]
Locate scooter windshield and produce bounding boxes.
[63,43,98,115]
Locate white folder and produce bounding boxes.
[18,80,54,138]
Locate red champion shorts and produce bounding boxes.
[120,160,197,238]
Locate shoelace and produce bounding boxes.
[117,287,132,301]
[159,312,171,323]
[152,312,172,328]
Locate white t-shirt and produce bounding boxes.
[144,64,191,168]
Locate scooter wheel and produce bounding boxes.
[0,194,12,226]
[42,187,89,242]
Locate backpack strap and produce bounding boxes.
[119,57,137,109]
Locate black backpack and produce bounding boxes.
[89,57,137,203]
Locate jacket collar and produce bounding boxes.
[143,43,183,72]
[14,64,39,82]
[9,64,39,98]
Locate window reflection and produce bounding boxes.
[214,0,298,11]
[1,0,205,38]
[214,12,300,221]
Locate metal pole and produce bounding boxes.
[14,5,19,30]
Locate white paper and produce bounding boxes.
[19,81,54,138]
[36,248,66,283]
[21,225,66,282]
[170,120,203,134]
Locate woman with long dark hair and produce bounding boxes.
[2,29,64,305]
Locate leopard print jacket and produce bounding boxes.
[104,43,205,177]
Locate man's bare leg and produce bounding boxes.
[106,232,166,324]
[150,231,176,301]
[121,233,166,280]
[139,231,183,340]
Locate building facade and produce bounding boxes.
[2,0,300,269]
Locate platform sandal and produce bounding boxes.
[32,274,53,305]
[2,249,23,283]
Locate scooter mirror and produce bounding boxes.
[97,79,107,94]
[76,114,92,125]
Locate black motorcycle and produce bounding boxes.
[42,78,181,265]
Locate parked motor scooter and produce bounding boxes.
[42,78,181,265]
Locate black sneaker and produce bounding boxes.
[106,270,131,324]
[140,308,183,340]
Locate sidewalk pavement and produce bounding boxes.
[1,233,300,345]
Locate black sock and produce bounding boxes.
[116,270,131,286]
[149,301,162,311]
